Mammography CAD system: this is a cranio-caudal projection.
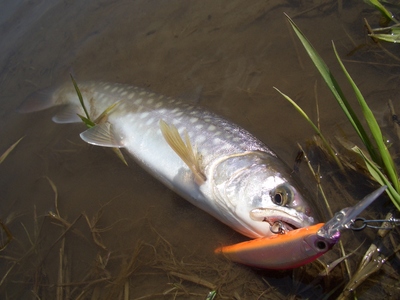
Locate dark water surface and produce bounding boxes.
[1,1,399,299]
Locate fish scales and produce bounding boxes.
[85,82,271,161]
[21,81,317,239]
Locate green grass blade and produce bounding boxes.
[353,146,400,210]
[70,74,91,121]
[369,33,400,43]
[274,87,343,170]
[285,13,379,164]
[0,137,24,164]
[93,101,120,124]
[363,0,399,24]
[333,42,399,192]
[77,114,95,128]
[112,148,128,166]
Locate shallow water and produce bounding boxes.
[1,0,399,299]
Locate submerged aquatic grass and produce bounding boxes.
[0,137,23,165]
[0,188,269,299]
[281,14,400,211]
[0,138,23,251]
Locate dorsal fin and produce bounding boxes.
[159,119,206,185]
[177,85,203,104]
[80,123,124,148]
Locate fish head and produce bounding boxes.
[216,152,317,238]
[248,180,316,233]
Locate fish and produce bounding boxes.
[19,80,317,239]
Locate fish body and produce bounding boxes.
[21,81,316,238]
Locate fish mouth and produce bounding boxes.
[250,208,314,234]
[266,217,299,234]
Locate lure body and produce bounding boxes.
[216,223,337,269]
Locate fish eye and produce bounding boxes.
[273,193,284,205]
[270,184,292,206]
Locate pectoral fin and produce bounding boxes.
[80,123,124,148]
[159,119,206,184]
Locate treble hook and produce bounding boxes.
[350,217,400,231]
[270,221,286,234]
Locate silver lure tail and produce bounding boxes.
[318,186,387,241]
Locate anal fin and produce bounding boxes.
[52,104,83,123]
[159,119,206,185]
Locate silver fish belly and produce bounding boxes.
[21,81,316,238]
